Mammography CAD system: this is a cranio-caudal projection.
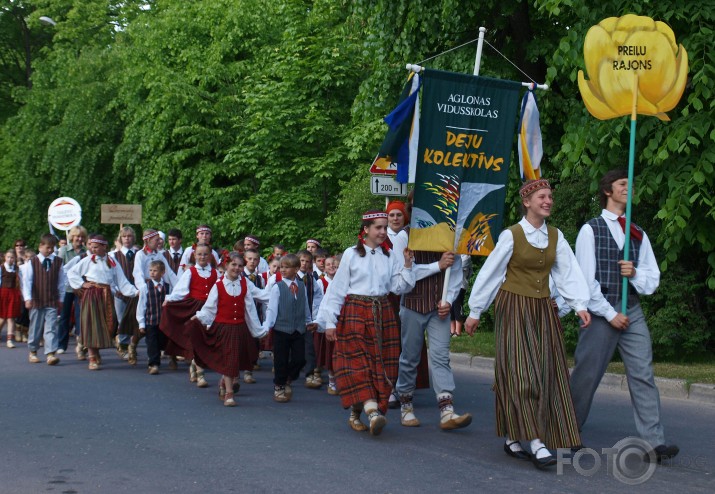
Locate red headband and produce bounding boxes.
[245,236,260,246]
[362,212,388,221]
[519,179,551,199]
[306,239,321,247]
[142,231,159,241]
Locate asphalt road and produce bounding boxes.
[1,340,713,494]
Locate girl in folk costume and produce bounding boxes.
[316,255,339,395]
[111,226,138,359]
[189,252,266,407]
[179,225,220,272]
[465,179,591,469]
[0,249,22,348]
[316,211,415,436]
[160,244,218,386]
[67,236,139,370]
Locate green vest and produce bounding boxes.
[500,224,556,299]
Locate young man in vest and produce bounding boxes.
[396,243,472,430]
[163,228,184,275]
[22,234,65,365]
[571,169,678,462]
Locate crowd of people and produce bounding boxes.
[0,170,678,469]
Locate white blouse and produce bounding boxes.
[165,264,216,302]
[194,275,265,338]
[67,256,139,298]
[316,245,414,330]
[467,217,589,320]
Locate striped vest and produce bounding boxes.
[163,250,182,275]
[144,281,167,326]
[214,278,248,324]
[501,225,556,299]
[31,256,63,307]
[587,216,642,308]
[114,250,135,302]
[402,251,445,314]
[273,280,307,335]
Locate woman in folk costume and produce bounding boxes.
[465,179,591,469]
[317,211,414,436]
[161,244,217,386]
[189,252,266,407]
[67,235,139,370]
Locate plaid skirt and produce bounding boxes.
[189,319,257,378]
[0,287,22,319]
[78,284,116,349]
[493,289,581,449]
[333,295,400,414]
[160,297,205,360]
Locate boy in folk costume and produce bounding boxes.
[67,235,139,370]
[317,211,414,436]
[0,249,22,348]
[179,225,220,271]
[137,261,170,375]
[296,249,324,389]
[22,234,66,365]
[190,252,266,407]
[262,254,316,403]
[163,228,184,275]
[570,169,679,462]
[111,226,138,359]
[312,248,328,279]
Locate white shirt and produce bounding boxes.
[575,209,660,321]
[388,227,409,255]
[67,256,139,299]
[297,270,324,317]
[136,280,167,328]
[21,253,67,303]
[262,278,314,333]
[165,264,216,302]
[467,217,590,319]
[179,246,220,272]
[132,248,178,289]
[194,275,265,338]
[317,245,415,330]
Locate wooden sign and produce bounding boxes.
[101,204,142,224]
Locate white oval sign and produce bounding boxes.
[48,197,82,230]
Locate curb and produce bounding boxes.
[450,352,715,405]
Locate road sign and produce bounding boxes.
[369,155,397,175]
[48,197,82,231]
[371,175,407,196]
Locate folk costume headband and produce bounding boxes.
[245,235,260,246]
[196,226,212,234]
[362,212,388,221]
[142,231,160,242]
[306,238,321,247]
[519,179,551,199]
[89,238,108,245]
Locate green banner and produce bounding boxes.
[409,69,522,255]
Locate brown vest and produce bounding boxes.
[114,250,136,301]
[1,265,19,289]
[500,224,556,299]
[31,256,63,307]
[402,250,445,314]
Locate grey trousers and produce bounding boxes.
[114,296,131,345]
[28,307,59,354]
[396,307,455,398]
[570,304,666,447]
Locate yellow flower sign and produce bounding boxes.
[578,14,688,121]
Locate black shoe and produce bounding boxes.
[645,444,680,463]
[387,392,400,409]
[504,441,531,460]
[530,447,557,469]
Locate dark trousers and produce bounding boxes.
[58,291,79,351]
[303,330,316,376]
[273,330,306,386]
[145,324,167,367]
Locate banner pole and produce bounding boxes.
[473,27,486,76]
[621,73,639,315]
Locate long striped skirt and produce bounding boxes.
[117,296,139,338]
[78,284,116,349]
[189,319,257,378]
[333,295,400,414]
[493,290,581,449]
[159,297,205,360]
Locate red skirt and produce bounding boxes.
[189,319,257,378]
[160,298,204,360]
[314,331,334,372]
[0,287,21,319]
[333,295,400,414]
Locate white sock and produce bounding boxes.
[506,437,524,452]
[530,439,550,459]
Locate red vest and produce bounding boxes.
[214,277,247,324]
[188,266,218,301]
